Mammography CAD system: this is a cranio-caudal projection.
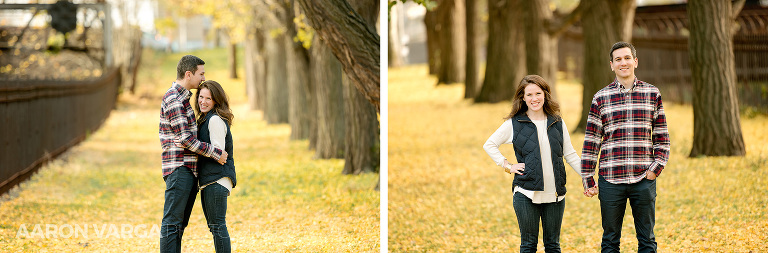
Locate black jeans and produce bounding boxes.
[160,167,198,253]
[598,176,657,253]
[201,182,231,253]
[513,192,566,253]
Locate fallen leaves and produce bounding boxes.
[0,48,379,252]
[388,65,768,252]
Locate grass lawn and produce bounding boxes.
[388,65,768,252]
[0,48,379,252]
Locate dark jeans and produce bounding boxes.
[160,167,198,253]
[513,192,566,253]
[598,176,657,253]
[201,182,231,253]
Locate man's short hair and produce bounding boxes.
[176,55,205,79]
[609,41,637,61]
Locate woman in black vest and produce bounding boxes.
[195,80,236,253]
[483,75,593,252]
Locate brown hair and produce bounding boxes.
[505,75,561,120]
[194,80,234,126]
[177,55,205,79]
[609,41,637,61]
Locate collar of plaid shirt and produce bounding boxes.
[172,82,192,100]
[613,76,639,93]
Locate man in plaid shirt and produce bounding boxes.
[580,42,670,253]
[159,55,228,253]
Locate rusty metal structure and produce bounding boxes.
[558,1,768,111]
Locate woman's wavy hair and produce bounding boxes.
[504,75,561,120]
[194,80,234,126]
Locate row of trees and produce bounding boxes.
[162,0,381,175]
[391,0,746,157]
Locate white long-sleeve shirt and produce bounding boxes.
[199,115,233,194]
[483,118,581,203]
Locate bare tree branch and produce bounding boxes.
[732,0,746,20]
[547,0,591,37]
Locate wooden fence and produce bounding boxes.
[0,68,121,195]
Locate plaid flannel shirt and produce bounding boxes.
[581,77,670,188]
[159,82,222,177]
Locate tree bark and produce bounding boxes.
[342,73,379,174]
[341,0,380,174]
[287,46,312,140]
[285,0,313,140]
[311,36,345,159]
[688,0,745,156]
[296,0,380,113]
[522,0,557,97]
[244,25,267,111]
[464,0,479,98]
[265,31,290,124]
[573,0,635,132]
[475,0,524,103]
[388,3,405,68]
[244,30,258,110]
[435,0,466,85]
[424,10,440,75]
[228,42,238,79]
[308,69,318,149]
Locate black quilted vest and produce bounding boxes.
[197,112,237,188]
[511,113,566,196]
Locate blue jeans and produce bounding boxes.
[201,182,231,253]
[598,176,657,253]
[513,192,565,253]
[160,167,198,253]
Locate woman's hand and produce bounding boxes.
[584,186,598,197]
[503,160,525,175]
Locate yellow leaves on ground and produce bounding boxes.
[0,48,379,252]
[388,65,768,252]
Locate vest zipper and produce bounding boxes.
[547,118,559,130]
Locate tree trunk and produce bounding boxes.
[214,28,222,48]
[475,0,524,103]
[688,0,745,156]
[228,42,238,79]
[265,32,289,124]
[286,1,313,140]
[244,25,267,111]
[464,0,479,98]
[244,30,258,110]
[127,29,142,94]
[342,0,380,174]
[435,0,466,85]
[296,0,380,113]
[308,68,318,149]
[574,0,635,132]
[389,3,405,68]
[522,0,556,97]
[342,73,379,174]
[311,36,345,159]
[424,10,440,75]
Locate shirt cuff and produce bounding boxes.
[583,176,596,189]
[648,162,662,176]
[211,147,223,160]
